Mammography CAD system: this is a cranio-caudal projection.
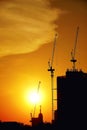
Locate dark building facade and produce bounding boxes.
[55,69,87,129]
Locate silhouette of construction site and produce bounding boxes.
[0,28,87,129]
[1,69,87,129]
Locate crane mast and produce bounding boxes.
[71,26,79,71]
[33,81,41,118]
[48,34,57,77]
[48,34,57,122]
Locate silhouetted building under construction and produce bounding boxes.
[30,105,43,127]
[54,69,87,129]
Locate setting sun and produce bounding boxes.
[24,82,44,106]
[24,89,41,105]
[29,92,40,104]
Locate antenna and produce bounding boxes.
[48,34,57,122]
[70,26,79,71]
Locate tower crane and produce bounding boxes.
[48,34,57,122]
[33,81,41,118]
[71,26,79,71]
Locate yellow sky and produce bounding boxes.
[0,0,87,125]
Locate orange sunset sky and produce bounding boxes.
[0,0,87,125]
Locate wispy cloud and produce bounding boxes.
[0,0,61,56]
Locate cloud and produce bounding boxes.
[0,0,61,56]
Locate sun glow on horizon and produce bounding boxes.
[28,91,40,104]
[24,85,44,106]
